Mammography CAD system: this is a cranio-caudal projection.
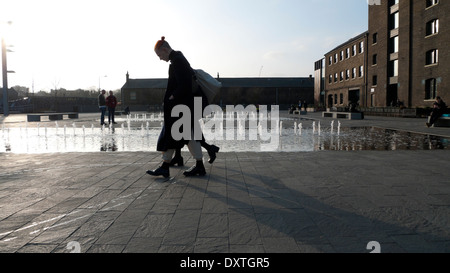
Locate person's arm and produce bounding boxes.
[171,57,192,100]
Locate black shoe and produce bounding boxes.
[169,156,184,167]
[183,164,206,177]
[207,145,220,164]
[147,166,170,178]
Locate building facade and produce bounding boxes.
[368,0,449,108]
[121,72,314,111]
[318,0,449,110]
[323,32,369,109]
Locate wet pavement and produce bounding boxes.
[0,111,449,253]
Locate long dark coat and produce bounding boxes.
[157,51,195,152]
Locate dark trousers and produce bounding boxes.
[100,106,106,125]
[429,109,444,125]
[108,107,115,123]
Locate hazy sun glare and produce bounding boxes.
[1,0,368,92]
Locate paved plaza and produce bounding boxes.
[0,112,449,253]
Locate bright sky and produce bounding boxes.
[1,0,368,92]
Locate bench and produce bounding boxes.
[27,112,79,122]
[429,115,450,127]
[322,112,364,120]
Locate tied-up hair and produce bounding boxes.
[154,36,170,51]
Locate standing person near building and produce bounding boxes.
[106,91,118,125]
[427,96,447,128]
[98,89,107,126]
[147,36,206,178]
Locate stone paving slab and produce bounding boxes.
[0,150,449,253]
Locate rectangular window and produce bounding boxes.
[394,12,399,29]
[352,67,356,79]
[130,91,137,101]
[359,66,364,77]
[359,41,364,53]
[389,60,399,77]
[372,75,378,86]
[389,0,399,5]
[346,48,350,59]
[426,0,439,8]
[389,36,399,53]
[426,49,439,65]
[426,19,439,36]
[373,54,378,65]
[373,33,378,44]
[425,78,437,100]
[352,45,357,56]
[346,70,350,80]
[389,12,399,30]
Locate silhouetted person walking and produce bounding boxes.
[147,37,206,178]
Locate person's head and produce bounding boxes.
[109,91,114,96]
[154,36,172,62]
[101,89,106,95]
[436,96,442,101]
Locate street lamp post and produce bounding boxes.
[99,75,107,92]
[2,37,9,116]
[1,21,12,117]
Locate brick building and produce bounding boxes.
[368,0,449,108]
[323,32,369,109]
[317,0,449,111]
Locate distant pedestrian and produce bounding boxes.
[427,96,447,128]
[106,91,118,124]
[303,100,308,111]
[98,89,107,125]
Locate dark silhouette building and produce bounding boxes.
[121,72,314,111]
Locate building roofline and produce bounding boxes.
[122,77,314,89]
[324,30,369,56]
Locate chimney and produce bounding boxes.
[126,71,129,82]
